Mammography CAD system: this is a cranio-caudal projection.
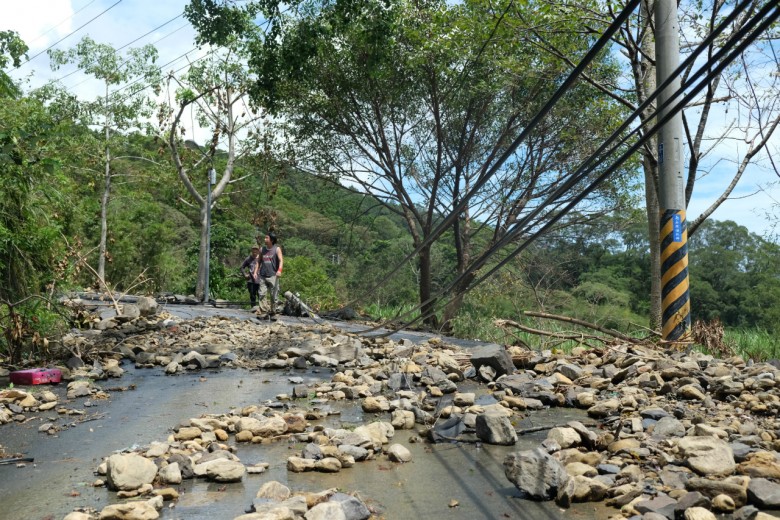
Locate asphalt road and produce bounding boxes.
[0,302,611,520]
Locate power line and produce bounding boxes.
[116,14,183,52]
[112,46,217,99]
[17,0,124,69]
[360,0,780,335]
[56,18,189,90]
[25,0,98,46]
[341,0,642,314]
[351,0,768,333]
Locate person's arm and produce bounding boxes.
[276,247,284,277]
[240,257,249,278]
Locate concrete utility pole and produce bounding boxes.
[655,0,691,343]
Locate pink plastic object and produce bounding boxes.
[9,368,62,385]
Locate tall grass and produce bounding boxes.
[724,328,780,362]
[363,303,421,324]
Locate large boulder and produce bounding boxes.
[106,453,158,491]
[470,344,515,380]
[476,411,517,446]
[504,448,569,500]
[747,478,780,508]
[136,296,158,316]
[677,437,736,476]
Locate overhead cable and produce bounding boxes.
[17,0,124,68]
[341,0,642,313]
[357,0,779,335]
[24,0,98,46]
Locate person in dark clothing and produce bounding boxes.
[240,246,261,309]
[257,232,284,319]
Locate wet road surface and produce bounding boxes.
[0,304,613,520]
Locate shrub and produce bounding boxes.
[281,256,338,309]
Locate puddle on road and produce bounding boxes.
[1,364,613,520]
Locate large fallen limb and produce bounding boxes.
[523,311,642,344]
[494,319,611,345]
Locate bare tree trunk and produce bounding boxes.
[641,0,663,331]
[98,82,110,288]
[418,244,437,327]
[644,157,663,329]
[196,204,209,300]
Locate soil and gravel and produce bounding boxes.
[1,298,780,520]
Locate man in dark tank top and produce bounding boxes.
[257,232,284,319]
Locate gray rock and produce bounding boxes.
[476,412,517,446]
[660,468,692,489]
[676,436,736,476]
[303,443,324,460]
[387,444,412,463]
[338,445,369,461]
[117,303,141,320]
[470,344,515,379]
[597,463,620,475]
[387,373,413,391]
[256,480,291,501]
[652,416,686,438]
[293,385,309,398]
[328,492,371,520]
[747,478,780,508]
[106,453,158,491]
[730,442,753,462]
[546,427,581,449]
[731,506,760,520]
[634,495,677,517]
[167,453,194,479]
[674,491,710,519]
[204,459,245,482]
[159,462,182,485]
[305,501,347,520]
[556,363,583,381]
[643,513,671,520]
[504,448,569,500]
[314,341,362,363]
[136,296,158,316]
[479,364,497,382]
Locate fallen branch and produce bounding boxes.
[515,421,597,435]
[524,311,643,344]
[523,311,644,344]
[495,319,610,345]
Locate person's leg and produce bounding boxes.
[247,281,258,307]
[251,283,260,308]
[268,275,279,315]
[257,279,269,312]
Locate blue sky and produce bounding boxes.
[4,0,779,239]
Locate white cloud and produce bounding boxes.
[3,0,75,48]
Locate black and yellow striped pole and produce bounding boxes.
[656,0,691,343]
[660,209,690,341]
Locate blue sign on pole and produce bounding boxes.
[672,213,682,242]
